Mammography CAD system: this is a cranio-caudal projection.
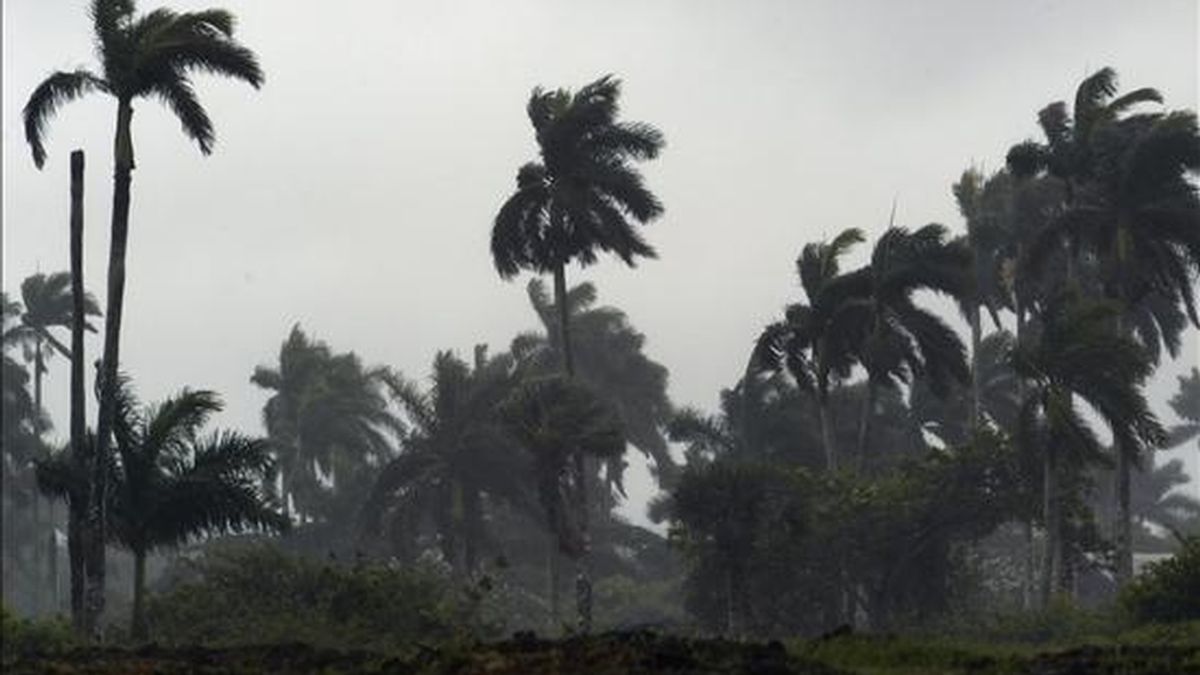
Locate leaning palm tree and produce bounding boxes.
[498,375,625,633]
[843,224,972,465]
[752,228,867,470]
[23,0,262,634]
[1011,295,1164,604]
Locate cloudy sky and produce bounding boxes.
[3,0,1198,520]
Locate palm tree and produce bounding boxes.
[491,74,665,381]
[752,228,867,470]
[842,224,972,465]
[515,279,675,486]
[362,349,527,575]
[18,272,101,433]
[1166,368,1199,452]
[1011,295,1164,604]
[953,168,1018,427]
[251,325,400,523]
[23,0,263,634]
[498,375,625,632]
[1015,69,1199,585]
[41,379,287,640]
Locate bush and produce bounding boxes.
[1121,536,1200,624]
[143,544,496,651]
[0,604,76,665]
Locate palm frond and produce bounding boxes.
[23,70,109,168]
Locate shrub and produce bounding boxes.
[143,544,496,651]
[0,605,76,665]
[1121,536,1200,624]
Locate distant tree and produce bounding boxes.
[16,273,101,431]
[499,375,625,631]
[515,279,674,486]
[1166,368,1200,452]
[362,349,527,575]
[841,224,972,465]
[251,325,401,523]
[752,228,866,470]
[23,0,263,634]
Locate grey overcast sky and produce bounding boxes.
[3,0,1198,521]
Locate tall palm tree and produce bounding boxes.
[39,380,286,640]
[251,325,401,523]
[842,224,972,464]
[491,75,664,629]
[362,349,527,575]
[23,0,263,634]
[498,375,625,633]
[1015,70,1199,585]
[752,228,866,470]
[516,279,674,486]
[1011,295,1164,603]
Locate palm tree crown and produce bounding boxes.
[492,75,664,278]
[24,0,262,169]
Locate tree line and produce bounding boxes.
[3,0,1199,642]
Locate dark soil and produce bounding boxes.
[7,631,1200,674]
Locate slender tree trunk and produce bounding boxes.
[552,263,593,633]
[969,301,983,431]
[1041,443,1060,607]
[1023,520,1035,610]
[130,548,147,641]
[725,567,736,637]
[87,99,136,640]
[32,338,45,615]
[69,149,87,631]
[463,484,481,576]
[547,532,561,628]
[818,388,836,472]
[855,380,876,471]
[1112,239,1135,588]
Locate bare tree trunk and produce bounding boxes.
[130,548,147,641]
[1113,290,1135,587]
[1023,520,1035,610]
[88,99,136,640]
[1041,445,1060,607]
[68,150,87,631]
[969,301,982,430]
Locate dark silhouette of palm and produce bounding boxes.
[38,378,286,639]
[362,349,528,575]
[23,0,262,632]
[752,228,866,470]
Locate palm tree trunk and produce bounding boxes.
[1113,258,1134,587]
[552,263,592,632]
[725,567,736,636]
[131,547,147,641]
[1023,520,1035,610]
[818,387,836,472]
[969,301,983,430]
[87,98,136,639]
[33,337,44,615]
[855,380,876,471]
[547,533,561,629]
[1041,444,1060,607]
[69,149,87,631]
[553,264,574,378]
